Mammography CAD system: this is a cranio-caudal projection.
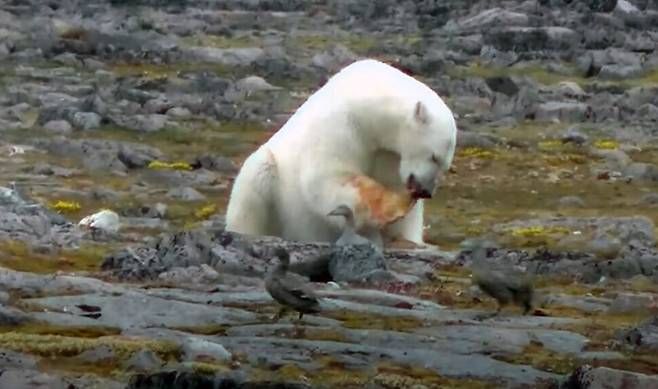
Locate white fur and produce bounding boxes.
[226,59,457,245]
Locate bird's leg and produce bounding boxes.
[292,312,306,338]
[271,306,287,322]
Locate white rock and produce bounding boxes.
[78,209,120,233]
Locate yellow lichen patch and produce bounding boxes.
[594,139,619,150]
[49,200,82,213]
[537,140,564,151]
[458,147,496,159]
[194,204,217,220]
[494,340,579,374]
[0,332,179,359]
[508,225,571,238]
[542,153,589,166]
[147,160,193,170]
[325,311,422,332]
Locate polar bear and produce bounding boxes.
[225,58,457,247]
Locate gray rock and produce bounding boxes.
[75,344,116,364]
[181,337,232,363]
[456,131,499,149]
[535,101,592,123]
[143,98,173,115]
[311,44,358,73]
[453,8,529,31]
[586,235,622,259]
[560,127,589,145]
[166,187,206,201]
[42,119,73,134]
[623,163,658,182]
[26,293,257,330]
[618,315,658,351]
[166,107,192,118]
[485,26,578,52]
[109,114,168,132]
[561,365,658,388]
[558,196,586,208]
[328,244,388,283]
[639,193,658,206]
[184,46,264,67]
[598,64,643,80]
[192,154,238,174]
[123,350,164,372]
[608,292,658,314]
[635,103,658,122]
[71,111,102,130]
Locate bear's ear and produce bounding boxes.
[414,101,429,125]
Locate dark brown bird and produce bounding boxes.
[265,247,321,321]
[469,245,535,316]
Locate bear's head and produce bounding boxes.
[398,100,456,200]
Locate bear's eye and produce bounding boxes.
[431,154,441,166]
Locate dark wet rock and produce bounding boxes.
[561,365,658,389]
[191,154,238,174]
[127,371,311,389]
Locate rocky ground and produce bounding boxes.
[1,0,658,388]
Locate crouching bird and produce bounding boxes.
[469,243,535,317]
[265,247,321,325]
[327,204,383,250]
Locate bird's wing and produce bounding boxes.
[279,275,319,302]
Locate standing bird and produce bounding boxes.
[327,204,383,250]
[468,244,535,317]
[265,247,321,322]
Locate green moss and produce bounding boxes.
[0,241,111,274]
[0,331,179,359]
[180,34,259,49]
[494,340,579,374]
[325,311,423,332]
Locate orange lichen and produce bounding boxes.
[346,175,416,227]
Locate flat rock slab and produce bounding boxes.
[216,335,562,386]
[25,293,258,330]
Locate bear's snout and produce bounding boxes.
[406,174,433,199]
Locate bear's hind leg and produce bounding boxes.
[226,147,278,236]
